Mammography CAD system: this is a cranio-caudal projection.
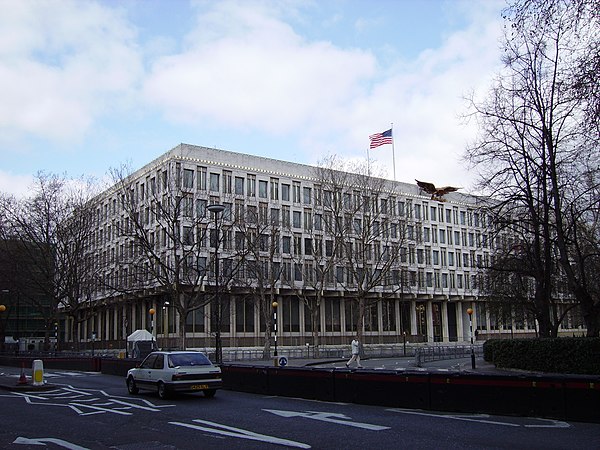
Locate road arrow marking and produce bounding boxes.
[387,409,520,427]
[524,419,570,428]
[14,437,90,449]
[170,419,310,448]
[387,409,571,428]
[264,409,390,431]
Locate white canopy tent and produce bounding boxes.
[127,329,157,358]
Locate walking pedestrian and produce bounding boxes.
[346,335,362,368]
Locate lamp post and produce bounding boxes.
[91,331,96,356]
[466,307,476,369]
[272,301,278,357]
[0,304,5,353]
[163,301,170,350]
[207,203,225,364]
[149,308,156,349]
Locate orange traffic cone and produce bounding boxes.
[18,363,27,385]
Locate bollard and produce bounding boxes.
[273,357,279,367]
[32,359,44,386]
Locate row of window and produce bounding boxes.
[96,163,489,231]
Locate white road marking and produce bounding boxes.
[264,409,390,431]
[109,398,164,412]
[387,409,571,428]
[14,436,90,449]
[4,385,175,416]
[69,402,133,415]
[524,418,570,428]
[387,409,519,426]
[170,419,311,449]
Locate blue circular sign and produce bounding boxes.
[278,356,288,367]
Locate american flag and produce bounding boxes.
[369,128,393,149]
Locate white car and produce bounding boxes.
[126,351,222,399]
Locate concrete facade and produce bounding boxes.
[65,143,585,351]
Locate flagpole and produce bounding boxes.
[367,145,371,176]
[391,122,396,181]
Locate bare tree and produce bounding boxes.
[284,190,337,357]
[315,156,407,346]
[109,164,216,349]
[230,201,282,359]
[0,172,99,350]
[466,0,600,336]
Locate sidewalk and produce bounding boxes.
[225,354,509,374]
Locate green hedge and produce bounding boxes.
[483,338,600,375]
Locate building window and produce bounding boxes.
[325,298,341,332]
[294,263,303,281]
[197,166,207,191]
[223,170,232,194]
[183,195,193,217]
[292,181,301,203]
[303,187,312,205]
[282,205,290,227]
[293,211,301,228]
[270,208,280,226]
[314,214,322,231]
[234,176,244,195]
[183,226,194,245]
[270,178,279,201]
[235,297,255,332]
[382,299,396,331]
[282,236,291,254]
[185,305,205,333]
[293,235,302,255]
[282,183,290,201]
[345,300,358,332]
[259,180,268,198]
[283,297,300,332]
[209,173,220,192]
[183,169,194,189]
[303,209,312,231]
[304,238,313,255]
[247,174,256,197]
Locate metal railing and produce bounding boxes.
[414,345,483,367]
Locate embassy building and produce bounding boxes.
[65,143,584,353]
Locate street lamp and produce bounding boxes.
[272,301,278,357]
[149,308,156,349]
[2,289,18,355]
[0,304,5,353]
[466,307,476,369]
[207,203,225,364]
[163,301,170,349]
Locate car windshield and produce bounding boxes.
[168,353,212,368]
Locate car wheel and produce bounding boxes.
[157,381,169,399]
[127,376,139,395]
[203,389,216,398]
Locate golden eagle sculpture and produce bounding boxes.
[415,180,460,201]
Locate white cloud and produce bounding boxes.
[338,3,504,189]
[0,0,506,196]
[143,0,375,134]
[0,171,33,199]
[142,0,503,190]
[0,0,142,141]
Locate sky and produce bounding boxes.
[0,0,507,197]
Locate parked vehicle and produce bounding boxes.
[126,351,222,399]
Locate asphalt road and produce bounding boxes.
[1,366,599,450]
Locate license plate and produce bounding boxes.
[191,384,209,390]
